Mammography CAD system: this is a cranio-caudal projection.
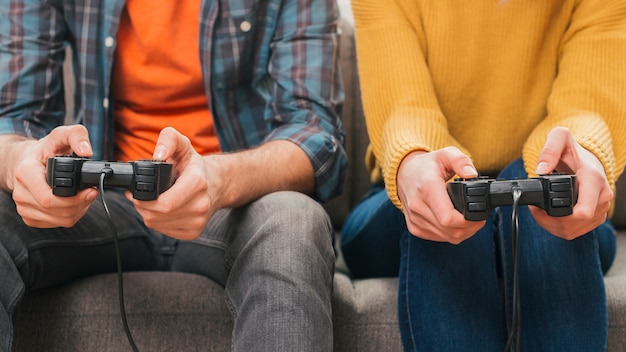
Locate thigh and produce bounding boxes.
[498,204,607,351]
[340,185,405,278]
[170,191,336,286]
[496,158,608,350]
[170,191,336,351]
[397,217,505,352]
[0,189,160,292]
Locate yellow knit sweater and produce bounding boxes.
[353,0,626,210]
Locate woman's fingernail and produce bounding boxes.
[536,161,549,175]
[463,166,477,177]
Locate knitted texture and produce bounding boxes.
[352,0,626,209]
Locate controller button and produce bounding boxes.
[467,202,487,212]
[54,177,73,187]
[136,167,156,176]
[551,197,571,208]
[466,187,487,196]
[55,163,75,172]
[135,182,155,192]
[550,182,571,192]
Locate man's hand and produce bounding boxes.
[7,125,99,228]
[397,147,484,244]
[134,127,316,240]
[129,127,219,240]
[531,127,613,239]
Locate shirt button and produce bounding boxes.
[240,21,251,32]
[103,98,109,109]
[105,36,115,47]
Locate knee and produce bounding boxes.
[241,191,335,270]
[596,220,617,274]
[0,195,28,311]
[254,191,333,237]
[0,193,28,265]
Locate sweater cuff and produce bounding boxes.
[523,114,616,191]
[378,109,471,211]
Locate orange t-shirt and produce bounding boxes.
[112,0,220,162]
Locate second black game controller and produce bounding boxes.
[47,156,174,200]
[447,174,578,221]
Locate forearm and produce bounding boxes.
[354,0,463,207]
[523,0,626,186]
[207,140,315,209]
[262,0,346,201]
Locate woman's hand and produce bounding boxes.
[397,147,484,244]
[530,127,613,239]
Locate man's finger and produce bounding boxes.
[45,125,93,158]
[153,127,192,161]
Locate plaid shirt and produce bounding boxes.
[0,0,347,201]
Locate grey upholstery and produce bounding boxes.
[12,2,626,351]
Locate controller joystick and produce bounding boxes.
[47,156,174,200]
[447,174,578,221]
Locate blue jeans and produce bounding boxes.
[0,190,335,352]
[341,159,616,351]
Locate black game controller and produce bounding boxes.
[47,156,174,200]
[447,174,578,221]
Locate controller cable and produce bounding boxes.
[99,170,140,352]
[503,187,523,352]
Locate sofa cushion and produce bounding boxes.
[15,231,626,351]
[14,272,233,351]
[332,274,402,352]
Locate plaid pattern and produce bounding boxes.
[0,0,347,201]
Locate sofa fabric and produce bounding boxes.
[13,2,626,351]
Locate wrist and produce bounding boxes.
[0,135,34,192]
[202,154,231,209]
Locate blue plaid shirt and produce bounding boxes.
[0,0,347,201]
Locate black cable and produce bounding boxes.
[99,171,140,352]
[503,188,522,352]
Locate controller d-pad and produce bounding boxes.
[136,167,155,176]
[467,202,487,212]
[54,177,74,187]
[550,182,571,192]
[551,198,571,208]
[135,182,155,192]
[54,163,75,172]
[466,186,487,196]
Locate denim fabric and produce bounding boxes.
[0,190,335,352]
[340,183,402,278]
[341,159,616,351]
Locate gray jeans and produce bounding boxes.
[0,189,335,352]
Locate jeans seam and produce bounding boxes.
[4,246,27,352]
[403,233,417,352]
[496,207,512,336]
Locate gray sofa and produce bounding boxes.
[13,3,626,351]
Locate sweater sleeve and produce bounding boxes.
[352,0,467,209]
[522,0,626,193]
